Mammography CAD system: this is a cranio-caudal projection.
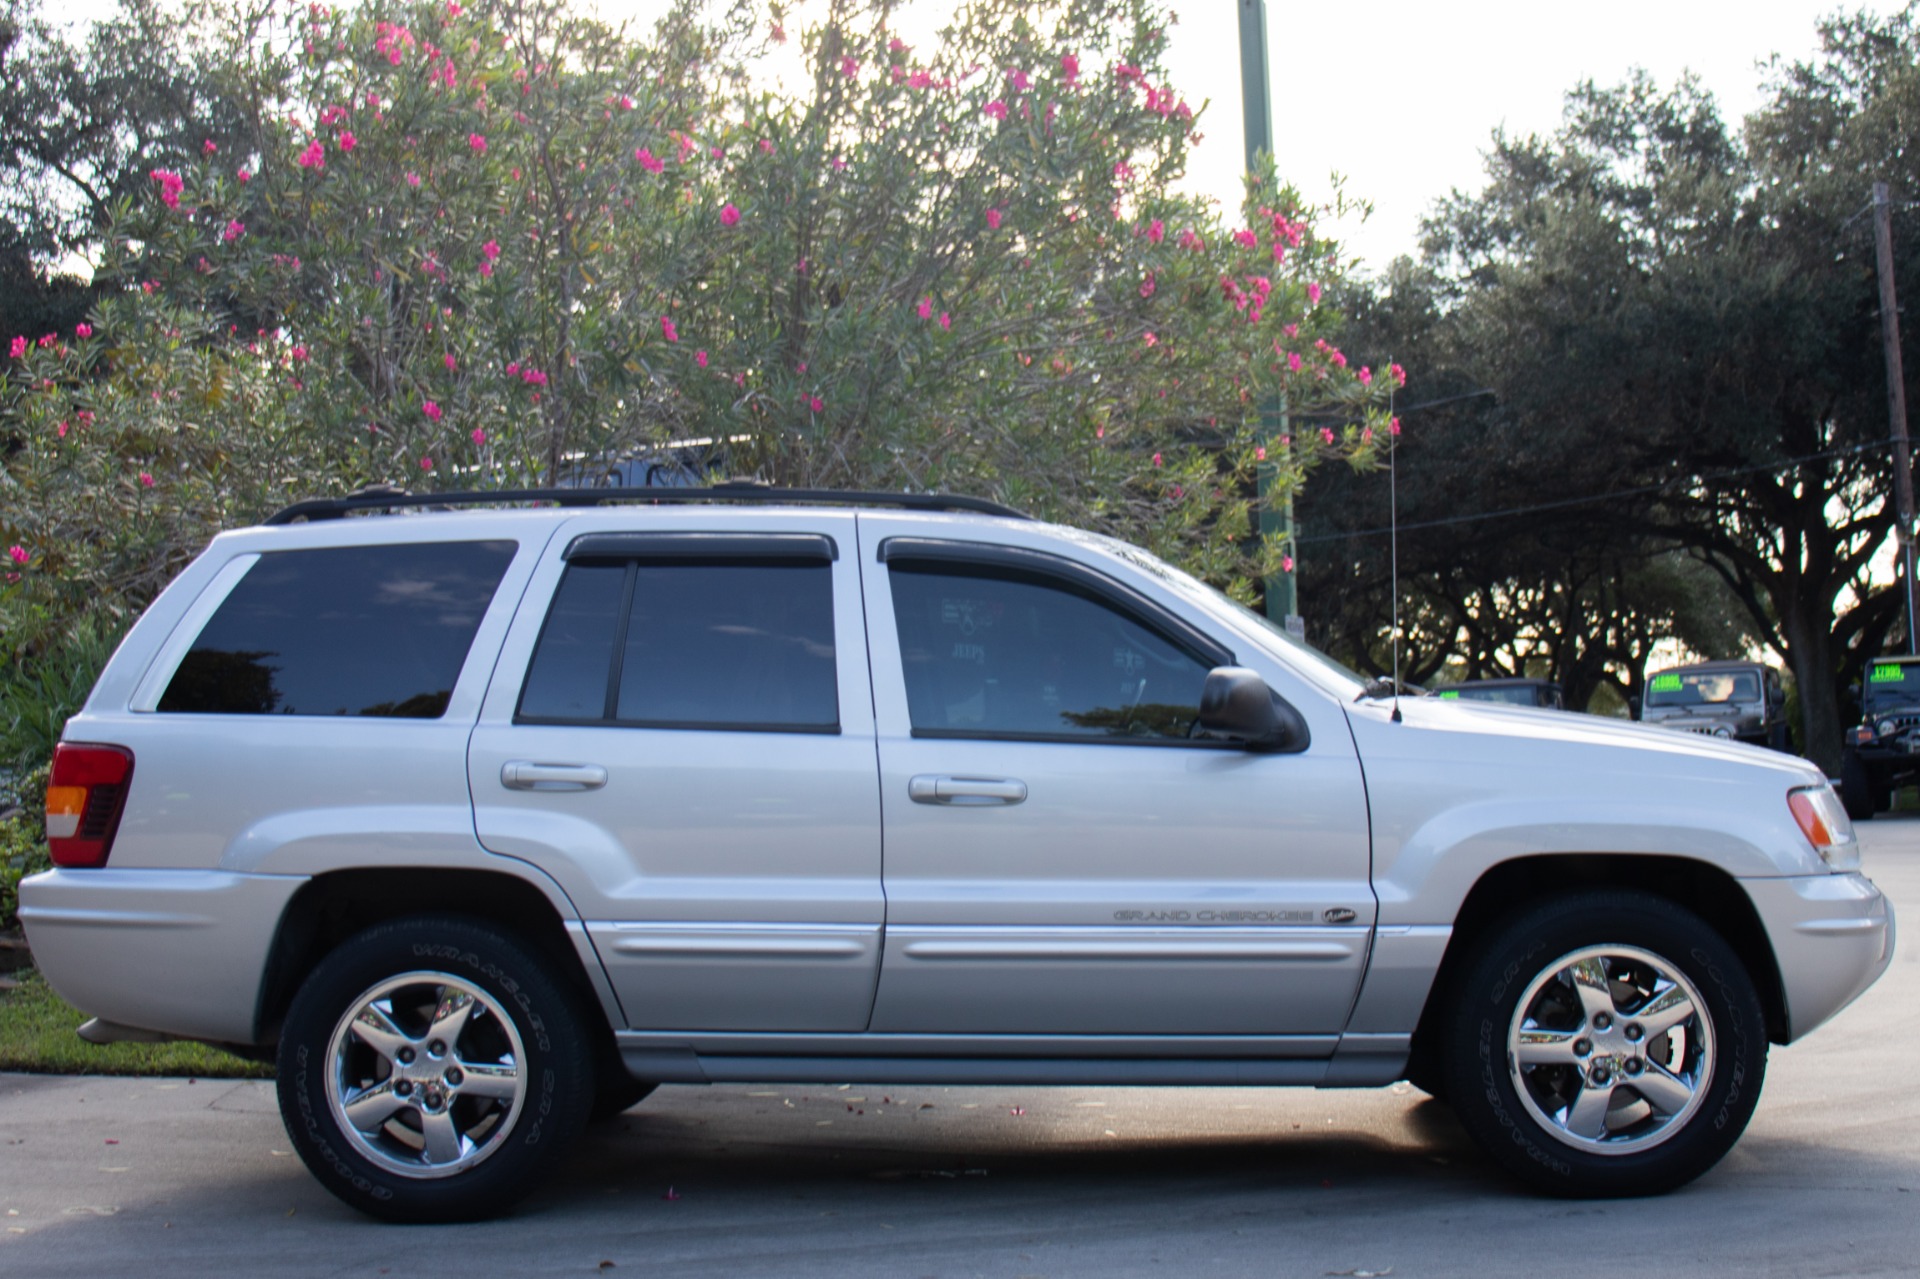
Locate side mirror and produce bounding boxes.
[1198,667,1309,753]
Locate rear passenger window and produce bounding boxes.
[159,541,516,718]
[518,551,838,732]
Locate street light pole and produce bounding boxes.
[1873,182,1916,653]
[1238,0,1300,632]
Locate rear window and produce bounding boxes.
[1645,669,1760,707]
[158,541,516,718]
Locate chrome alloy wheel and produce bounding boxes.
[322,972,527,1179]
[1506,945,1714,1155]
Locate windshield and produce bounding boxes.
[1864,661,1920,707]
[1440,684,1552,707]
[1646,669,1760,707]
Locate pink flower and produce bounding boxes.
[660,316,679,343]
[1281,555,1295,573]
[840,56,859,78]
[618,95,634,110]
[1307,282,1322,304]
[1391,363,1406,387]
[6,546,26,565]
[1233,228,1257,249]
[634,146,664,174]
[478,262,493,277]
[74,323,92,339]
[1255,445,1267,462]
[806,394,824,412]
[1320,427,1335,444]
[983,99,1007,120]
[203,139,218,155]
[1389,416,1402,436]
[938,312,951,331]
[985,208,1003,229]
[237,168,252,183]
[917,296,933,320]
[338,130,357,152]
[422,400,443,422]
[695,349,708,368]
[444,354,458,370]
[468,133,487,153]
[1146,219,1165,244]
[405,171,421,187]
[1060,53,1079,86]
[1152,453,1163,467]
[222,219,245,242]
[1139,273,1155,298]
[719,203,741,226]
[7,336,25,359]
[1113,161,1134,181]
[420,456,434,470]
[758,138,775,154]
[291,345,309,362]
[471,428,486,445]
[296,141,325,170]
[139,471,154,488]
[1357,366,1372,385]
[150,168,185,208]
[1006,68,1031,92]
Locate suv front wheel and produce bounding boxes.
[276,916,594,1222]
[1443,891,1767,1196]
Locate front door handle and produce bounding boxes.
[501,761,609,792]
[908,775,1028,806]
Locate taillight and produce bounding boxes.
[46,742,135,868]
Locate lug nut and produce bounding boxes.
[445,1067,464,1087]
[1590,1066,1612,1086]
[429,1040,447,1057]
[1625,1058,1644,1076]
[1625,1023,1644,1042]
[394,1079,413,1097]
[1593,1013,1613,1031]
[1573,1038,1592,1057]
[397,1047,415,1065]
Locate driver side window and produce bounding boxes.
[888,561,1215,742]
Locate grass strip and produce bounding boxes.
[0,968,271,1078]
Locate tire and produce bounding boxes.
[1840,753,1877,821]
[1442,891,1767,1197]
[276,916,594,1222]
[1767,722,1791,753]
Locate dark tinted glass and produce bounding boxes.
[889,565,1212,740]
[518,560,838,730]
[517,563,627,720]
[159,541,516,717]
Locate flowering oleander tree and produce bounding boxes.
[1,0,1397,639]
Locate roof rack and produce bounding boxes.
[262,481,1033,526]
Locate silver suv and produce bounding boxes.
[20,487,1893,1221]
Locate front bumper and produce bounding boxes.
[1741,871,1896,1042]
[18,868,307,1045]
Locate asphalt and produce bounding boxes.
[2,821,1917,1278]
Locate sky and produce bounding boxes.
[577,0,1909,272]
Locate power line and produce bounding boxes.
[1296,434,1900,544]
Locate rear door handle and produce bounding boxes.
[501,761,609,791]
[908,775,1028,806]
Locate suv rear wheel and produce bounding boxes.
[276,916,593,1222]
[1443,891,1766,1196]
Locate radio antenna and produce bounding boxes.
[1389,359,1403,724]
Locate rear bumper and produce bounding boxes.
[18,868,306,1045]
[1741,871,1896,1042]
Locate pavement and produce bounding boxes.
[2,822,1917,1278]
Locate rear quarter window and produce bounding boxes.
[157,540,517,718]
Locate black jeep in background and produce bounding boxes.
[1840,656,1920,819]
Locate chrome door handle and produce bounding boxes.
[908,775,1028,806]
[501,761,608,791]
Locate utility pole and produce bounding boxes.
[1874,182,1916,653]
[1238,0,1300,633]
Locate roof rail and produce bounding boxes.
[262,481,1033,525]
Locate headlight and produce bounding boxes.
[1788,784,1860,872]
[1879,720,1899,738]
[1712,725,1733,738]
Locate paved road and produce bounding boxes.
[3,826,1915,1278]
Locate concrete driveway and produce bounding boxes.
[3,823,1915,1277]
